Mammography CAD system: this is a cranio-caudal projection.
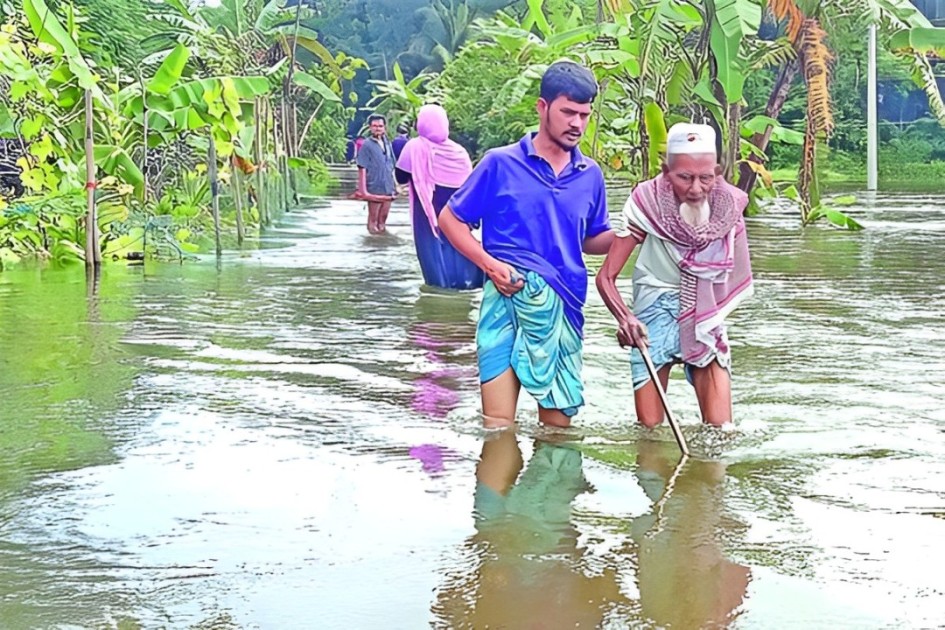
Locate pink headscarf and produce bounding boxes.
[395,104,472,236]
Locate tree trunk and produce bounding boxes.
[737,59,800,193]
[254,97,268,227]
[208,136,222,256]
[798,115,817,223]
[84,89,100,267]
[285,1,303,160]
[724,101,741,182]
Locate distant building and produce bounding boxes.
[912,0,945,25]
[879,0,945,124]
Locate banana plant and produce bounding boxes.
[739,0,945,217]
[366,62,434,128]
[3,0,145,196]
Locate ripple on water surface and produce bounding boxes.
[0,188,943,627]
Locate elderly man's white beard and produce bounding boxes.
[679,199,710,227]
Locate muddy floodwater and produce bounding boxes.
[2,177,944,629]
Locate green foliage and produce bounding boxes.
[309,0,430,93]
[0,0,315,265]
[294,72,342,103]
[299,108,348,162]
[366,61,435,130]
[807,205,865,230]
[0,190,130,268]
[710,0,762,102]
[432,42,540,157]
[288,155,332,195]
[62,0,165,68]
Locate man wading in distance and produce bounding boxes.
[355,113,397,234]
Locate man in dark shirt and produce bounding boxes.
[392,122,410,161]
[355,114,396,234]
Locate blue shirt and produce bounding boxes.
[392,134,409,161]
[356,136,396,195]
[448,133,610,335]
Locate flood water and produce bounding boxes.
[1,171,944,629]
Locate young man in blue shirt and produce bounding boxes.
[439,60,614,429]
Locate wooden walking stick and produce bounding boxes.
[638,343,690,456]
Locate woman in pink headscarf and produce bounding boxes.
[396,104,484,290]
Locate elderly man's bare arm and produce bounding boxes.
[595,234,649,348]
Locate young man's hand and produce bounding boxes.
[485,260,525,296]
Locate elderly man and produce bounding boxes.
[439,60,614,429]
[596,123,753,428]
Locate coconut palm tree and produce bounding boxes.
[740,0,945,219]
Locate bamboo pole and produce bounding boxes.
[208,136,222,256]
[269,100,280,214]
[273,101,288,214]
[84,89,100,266]
[254,96,268,226]
[290,101,299,157]
[139,70,149,201]
[280,97,293,209]
[867,23,878,191]
[232,160,245,246]
[286,0,303,159]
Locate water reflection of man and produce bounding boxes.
[408,291,478,420]
[631,440,751,628]
[432,430,629,627]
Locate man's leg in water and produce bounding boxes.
[366,201,381,233]
[377,200,393,232]
[538,406,572,429]
[690,361,732,427]
[634,364,673,428]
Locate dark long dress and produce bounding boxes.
[396,168,484,290]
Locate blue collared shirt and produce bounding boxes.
[448,133,610,335]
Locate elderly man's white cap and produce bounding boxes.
[666,123,717,156]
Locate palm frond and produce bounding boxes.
[745,36,797,70]
[769,0,805,42]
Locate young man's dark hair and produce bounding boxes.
[539,60,598,104]
[368,113,387,124]
[397,122,410,135]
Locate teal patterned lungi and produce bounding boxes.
[477,270,584,417]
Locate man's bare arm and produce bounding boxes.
[583,229,615,255]
[595,235,648,348]
[439,206,523,296]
